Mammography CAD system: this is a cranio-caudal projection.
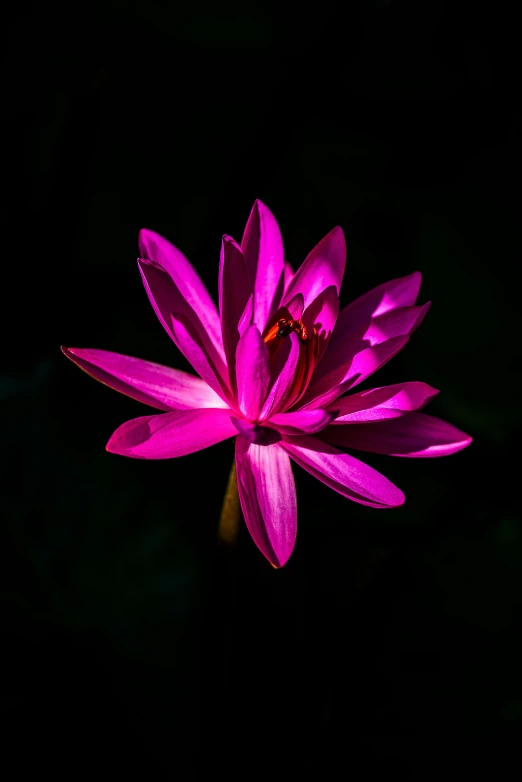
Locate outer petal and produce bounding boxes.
[282,436,405,508]
[235,325,271,420]
[306,302,428,405]
[269,409,335,435]
[139,229,224,358]
[283,261,294,290]
[170,314,234,405]
[235,437,297,568]
[219,235,253,386]
[139,259,230,396]
[61,347,228,411]
[283,226,346,311]
[241,200,285,332]
[329,382,439,424]
[106,408,237,459]
[323,413,472,457]
[298,336,409,410]
[339,271,422,330]
[363,303,430,346]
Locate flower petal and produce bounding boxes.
[241,200,285,332]
[139,229,224,358]
[219,235,253,388]
[362,303,430,346]
[139,259,230,395]
[324,413,472,457]
[283,226,346,310]
[235,437,297,567]
[306,301,428,406]
[106,408,237,459]
[170,313,234,405]
[299,335,410,410]
[235,325,271,420]
[282,436,405,508]
[260,331,301,420]
[61,347,228,411]
[301,285,340,361]
[339,271,422,331]
[329,382,439,424]
[269,409,335,435]
[283,261,294,290]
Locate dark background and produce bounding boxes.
[3,0,520,774]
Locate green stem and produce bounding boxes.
[218,460,240,545]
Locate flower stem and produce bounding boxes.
[218,460,240,545]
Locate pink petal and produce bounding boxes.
[139,259,230,394]
[106,408,237,459]
[324,413,472,457]
[340,271,422,330]
[283,226,346,311]
[170,313,234,406]
[139,229,224,358]
[269,409,335,435]
[235,325,271,420]
[235,437,297,567]
[306,302,428,405]
[283,261,294,290]
[61,347,228,411]
[259,331,301,420]
[363,303,430,346]
[301,285,340,361]
[299,335,410,410]
[218,235,253,387]
[241,200,285,333]
[330,382,439,424]
[282,436,405,508]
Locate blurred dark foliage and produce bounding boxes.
[2,0,521,775]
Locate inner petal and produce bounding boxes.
[262,311,320,412]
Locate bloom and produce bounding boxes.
[62,200,471,567]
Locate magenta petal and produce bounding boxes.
[139,229,224,357]
[282,436,405,508]
[301,285,340,361]
[299,335,410,410]
[260,331,301,420]
[363,303,430,347]
[269,409,335,435]
[219,235,253,386]
[330,382,439,423]
[309,300,428,403]
[283,261,294,290]
[241,200,285,333]
[235,325,271,420]
[339,271,422,330]
[283,226,346,310]
[324,413,472,457]
[106,408,237,459]
[170,313,234,405]
[235,437,297,567]
[139,259,230,392]
[61,347,228,411]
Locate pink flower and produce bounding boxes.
[62,201,471,567]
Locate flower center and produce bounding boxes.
[262,316,320,408]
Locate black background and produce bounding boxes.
[3,1,521,775]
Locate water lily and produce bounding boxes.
[62,201,471,567]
